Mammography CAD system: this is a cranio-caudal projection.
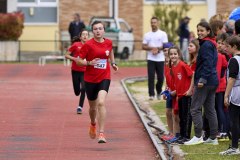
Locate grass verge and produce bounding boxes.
[126,80,240,160]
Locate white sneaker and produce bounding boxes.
[184,136,203,145]
[219,147,240,155]
[203,138,218,145]
[149,96,154,100]
[157,94,161,100]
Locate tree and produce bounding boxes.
[153,0,191,43]
[0,12,24,41]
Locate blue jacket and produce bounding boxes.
[194,38,219,86]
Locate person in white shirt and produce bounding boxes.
[142,16,168,100]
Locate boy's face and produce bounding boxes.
[226,44,235,55]
[217,40,227,52]
[163,48,169,57]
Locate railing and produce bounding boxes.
[0,39,145,63]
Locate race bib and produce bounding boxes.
[94,59,107,69]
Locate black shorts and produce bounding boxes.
[85,79,111,101]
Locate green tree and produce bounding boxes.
[153,0,191,43]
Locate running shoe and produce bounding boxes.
[89,123,96,139]
[218,133,229,142]
[203,138,219,145]
[177,137,189,145]
[98,133,107,143]
[184,136,203,145]
[166,136,179,144]
[161,134,174,141]
[77,106,82,114]
[219,147,240,155]
[149,96,154,100]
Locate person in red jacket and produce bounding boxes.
[168,46,194,144]
[215,33,229,140]
[161,42,180,142]
[76,21,118,143]
[188,39,199,72]
[65,29,89,114]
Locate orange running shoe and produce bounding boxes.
[98,133,107,143]
[89,123,96,139]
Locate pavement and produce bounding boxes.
[0,64,159,160]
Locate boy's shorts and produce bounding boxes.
[166,97,173,109]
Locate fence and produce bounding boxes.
[0,39,146,63]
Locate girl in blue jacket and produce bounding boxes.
[185,21,219,145]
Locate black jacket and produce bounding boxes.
[68,21,86,40]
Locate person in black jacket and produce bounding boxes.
[178,16,191,62]
[185,21,219,145]
[68,13,86,44]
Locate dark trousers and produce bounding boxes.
[191,86,218,139]
[203,92,230,138]
[178,96,192,139]
[71,70,85,107]
[147,60,164,97]
[215,92,228,133]
[229,103,240,148]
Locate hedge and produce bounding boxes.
[0,12,24,41]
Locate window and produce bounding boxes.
[17,0,58,24]
[119,22,130,32]
[145,0,206,3]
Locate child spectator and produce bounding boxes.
[220,35,240,155]
[160,42,180,142]
[215,33,229,141]
[168,46,194,144]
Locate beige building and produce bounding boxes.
[2,0,240,53]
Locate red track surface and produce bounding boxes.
[0,64,158,160]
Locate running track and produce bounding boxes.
[0,64,158,160]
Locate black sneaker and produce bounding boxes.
[77,106,82,114]
[177,137,189,145]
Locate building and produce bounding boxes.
[2,0,240,53]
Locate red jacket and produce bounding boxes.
[216,53,228,93]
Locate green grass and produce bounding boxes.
[126,80,240,160]
[117,60,147,67]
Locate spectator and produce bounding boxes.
[142,16,168,100]
[234,19,240,35]
[68,13,86,44]
[184,21,219,145]
[178,16,191,62]
[220,35,240,155]
[224,19,235,36]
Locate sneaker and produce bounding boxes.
[89,123,97,139]
[203,138,219,145]
[166,136,178,144]
[149,96,154,100]
[219,147,240,155]
[98,133,107,143]
[77,106,82,114]
[218,133,229,142]
[157,94,161,100]
[177,137,189,145]
[161,134,174,141]
[184,136,203,145]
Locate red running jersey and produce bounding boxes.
[77,38,112,83]
[68,42,86,72]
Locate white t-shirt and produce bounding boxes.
[143,29,168,62]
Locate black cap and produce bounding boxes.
[184,16,191,20]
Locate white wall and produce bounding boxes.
[7,0,17,12]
